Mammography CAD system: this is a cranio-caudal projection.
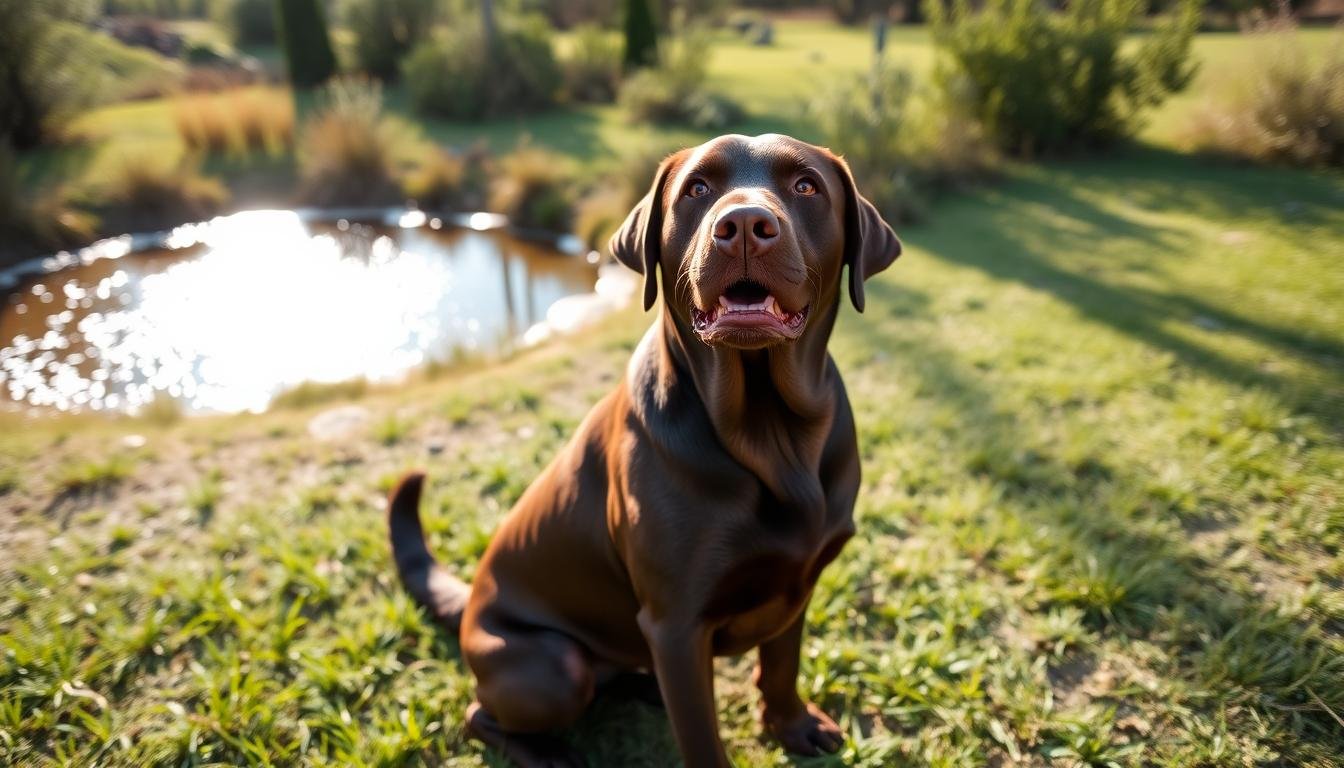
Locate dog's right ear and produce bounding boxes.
[609,150,688,312]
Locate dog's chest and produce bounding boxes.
[703,527,852,655]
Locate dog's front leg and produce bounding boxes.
[637,610,731,768]
[755,611,845,755]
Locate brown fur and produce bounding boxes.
[388,133,900,767]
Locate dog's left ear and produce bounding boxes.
[609,149,688,312]
[830,156,901,313]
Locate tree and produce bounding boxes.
[276,0,336,88]
[346,0,439,80]
[623,0,659,71]
[0,0,97,149]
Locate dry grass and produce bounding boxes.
[174,88,295,156]
[297,79,399,206]
[402,145,491,212]
[90,157,228,230]
[1183,20,1344,167]
[488,144,576,232]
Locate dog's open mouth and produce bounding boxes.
[690,279,809,342]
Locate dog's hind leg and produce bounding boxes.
[464,621,595,767]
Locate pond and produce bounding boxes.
[0,210,634,415]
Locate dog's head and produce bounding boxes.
[610,134,900,350]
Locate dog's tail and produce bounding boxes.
[387,471,470,634]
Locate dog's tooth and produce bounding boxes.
[719,296,730,309]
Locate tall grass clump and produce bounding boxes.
[619,30,742,129]
[403,144,492,212]
[927,0,1200,155]
[0,143,96,257]
[564,24,623,103]
[490,145,576,233]
[89,157,228,231]
[811,65,997,223]
[575,139,683,249]
[297,78,397,205]
[1185,18,1344,167]
[404,15,561,119]
[175,88,295,155]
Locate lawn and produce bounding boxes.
[4,16,1344,768]
[36,21,1341,196]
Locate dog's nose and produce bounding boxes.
[712,205,779,257]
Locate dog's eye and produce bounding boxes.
[794,177,818,196]
[685,180,710,198]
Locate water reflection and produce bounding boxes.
[0,210,601,414]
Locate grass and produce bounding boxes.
[23,22,1339,216]
[2,141,1341,764]
[2,15,1342,767]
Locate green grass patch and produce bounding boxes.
[1,146,1340,764]
[53,454,136,495]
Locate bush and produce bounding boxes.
[927,0,1200,155]
[403,144,492,211]
[404,15,561,119]
[811,64,998,223]
[564,24,622,103]
[0,144,96,259]
[175,88,295,155]
[575,139,684,249]
[218,0,277,46]
[297,79,398,205]
[276,0,337,88]
[489,145,576,233]
[89,157,229,231]
[345,0,439,80]
[1184,21,1344,167]
[619,30,743,129]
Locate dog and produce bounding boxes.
[388,133,900,767]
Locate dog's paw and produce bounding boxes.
[764,702,844,756]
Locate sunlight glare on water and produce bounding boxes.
[0,210,605,414]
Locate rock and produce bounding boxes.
[308,405,371,441]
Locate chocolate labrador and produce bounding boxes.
[388,133,900,767]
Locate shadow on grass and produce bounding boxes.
[907,146,1344,435]
[838,274,1344,758]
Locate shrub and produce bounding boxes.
[404,15,561,119]
[90,157,229,231]
[276,0,337,88]
[1184,22,1344,167]
[622,0,659,70]
[218,0,277,46]
[297,78,398,205]
[619,31,743,130]
[811,64,998,223]
[489,145,576,233]
[345,0,439,80]
[0,143,96,258]
[927,0,1200,155]
[175,88,295,155]
[564,24,622,103]
[575,139,684,249]
[404,144,492,211]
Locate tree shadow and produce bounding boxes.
[904,146,1344,434]
[838,269,1344,758]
